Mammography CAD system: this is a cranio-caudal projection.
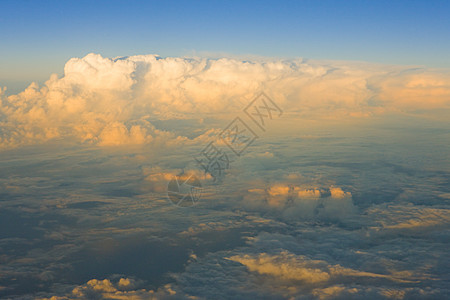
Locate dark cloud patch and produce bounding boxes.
[66,201,110,209]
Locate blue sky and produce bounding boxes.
[1,0,450,93]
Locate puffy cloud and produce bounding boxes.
[243,183,356,221]
[1,53,450,149]
[224,250,432,299]
[227,251,421,284]
[40,278,178,300]
[227,252,331,284]
[143,167,213,193]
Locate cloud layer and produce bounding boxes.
[0,53,449,299]
[1,53,450,149]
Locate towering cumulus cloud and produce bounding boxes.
[1,53,449,149]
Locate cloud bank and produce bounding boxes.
[243,184,356,222]
[1,53,450,149]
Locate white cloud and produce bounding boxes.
[1,53,449,149]
[243,183,356,222]
[39,278,178,300]
[227,251,331,284]
[227,251,422,284]
[143,167,212,193]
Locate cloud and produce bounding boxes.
[227,251,331,284]
[227,251,422,285]
[371,68,450,110]
[39,277,178,300]
[243,183,356,222]
[367,204,450,236]
[142,167,213,194]
[1,53,449,300]
[1,53,450,149]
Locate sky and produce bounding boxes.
[1,0,450,93]
[0,1,449,299]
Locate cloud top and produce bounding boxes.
[1,53,449,149]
